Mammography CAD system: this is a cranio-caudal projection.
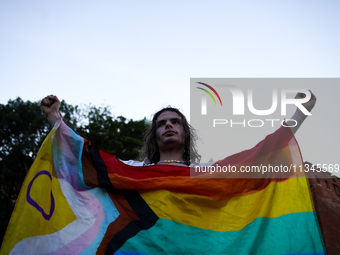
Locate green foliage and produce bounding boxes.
[0,97,147,243]
[78,106,147,160]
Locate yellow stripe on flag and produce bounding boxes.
[1,129,77,254]
[140,177,313,232]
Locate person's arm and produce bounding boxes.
[286,90,317,135]
[40,95,62,127]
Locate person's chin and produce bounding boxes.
[163,137,177,144]
[163,137,184,146]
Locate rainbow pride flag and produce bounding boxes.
[1,121,326,254]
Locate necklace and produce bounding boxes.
[157,160,186,164]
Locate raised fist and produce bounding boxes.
[40,95,61,126]
[294,90,317,113]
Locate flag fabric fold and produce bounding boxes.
[1,120,326,255]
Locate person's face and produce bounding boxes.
[156,111,185,151]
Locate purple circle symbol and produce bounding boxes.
[26,170,55,220]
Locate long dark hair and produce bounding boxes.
[141,107,200,165]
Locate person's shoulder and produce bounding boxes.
[120,158,154,166]
[189,162,214,167]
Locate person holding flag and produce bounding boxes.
[1,91,325,255]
